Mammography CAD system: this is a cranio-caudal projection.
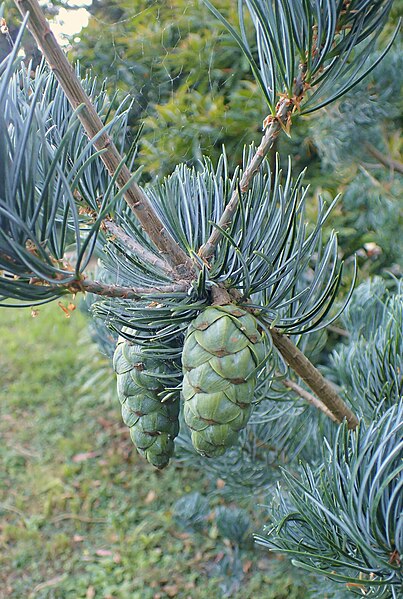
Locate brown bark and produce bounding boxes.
[70,279,189,299]
[271,328,358,429]
[104,221,176,278]
[282,378,339,423]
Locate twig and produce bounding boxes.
[14,0,193,275]
[104,220,177,278]
[365,143,403,175]
[327,324,350,338]
[270,328,358,429]
[199,98,293,260]
[282,378,339,423]
[70,279,189,299]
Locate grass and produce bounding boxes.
[0,304,310,599]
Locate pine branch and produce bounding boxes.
[199,97,293,260]
[200,0,396,260]
[8,1,359,432]
[68,278,189,299]
[271,329,358,429]
[282,378,339,424]
[13,0,193,276]
[103,220,176,278]
[365,143,403,174]
[258,401,403,590]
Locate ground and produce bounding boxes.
[0,304,309,598]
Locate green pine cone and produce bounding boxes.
[113,330,180,469]
[182,304,265,457]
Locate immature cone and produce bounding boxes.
[113,330,180,469]
[182,304,265,457]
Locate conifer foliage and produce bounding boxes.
[0,1,401,596]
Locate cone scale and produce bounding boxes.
[182,304,264,457]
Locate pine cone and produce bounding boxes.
[182,304,264,457]
[113,331,180,469]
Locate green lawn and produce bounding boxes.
[0,305,309,598]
